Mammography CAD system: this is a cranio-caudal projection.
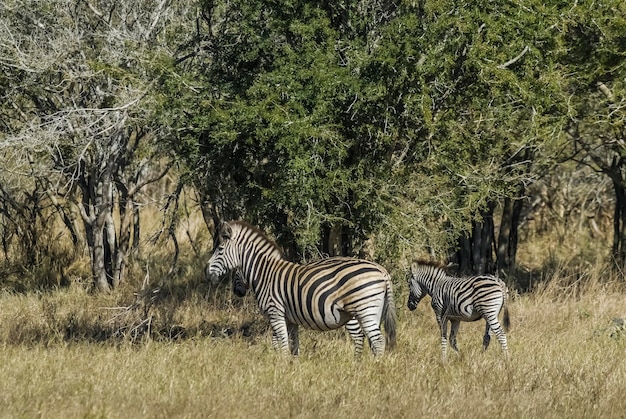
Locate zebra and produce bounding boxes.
[230,263,368,357]
[407,260,510,360]
[206,220,397,357]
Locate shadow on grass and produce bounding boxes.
[5,319,270,348]
[1,274,270,348]
[4,252,620,348]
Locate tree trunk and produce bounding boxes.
[496,196,525,274]
[132,200,141,253]
[91,221,110,292]
[113,185,134,287]
[612,178,626,267]
[497,197,514,273]
[453,204,496,275]
[508,197,523,267]
[78,163,116,291]
[472,204,495,274]
[471,220,484,273]
[456,233,471,274]
[104,212,116,285]
[197,189,220,239]
[482,204,495,272]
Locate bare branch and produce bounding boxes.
[498,45,530,69]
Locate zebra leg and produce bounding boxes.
[358,313,386,356]
[449,319,461,352]
[287,323,300,356]
[492,323,509,354]
[268,310,290,354]
[345,318,365,358]
[485,315,509,355]
[438,315,449,360]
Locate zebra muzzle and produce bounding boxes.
[207,270,222,286]
[233,280,247,297]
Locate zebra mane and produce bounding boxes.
[410,259,451,279]
[412,259,447,270]
[228,220,285,259]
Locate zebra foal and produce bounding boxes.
[206,221,397,357]
[407,260,510,360]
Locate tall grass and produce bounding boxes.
[1,205,625,417]
[1,262,625,418]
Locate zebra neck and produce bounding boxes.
[421,270,450,294]
[241,251,291,290]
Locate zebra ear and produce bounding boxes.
[410,261,419,275]
[220,222,232,242]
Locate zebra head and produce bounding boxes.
[206,222,242,285]
[407,261,428,311]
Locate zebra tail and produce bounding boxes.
[383,280,397,350]
[502,281,511,332]
[503,303,511,332]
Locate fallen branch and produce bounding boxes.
[104,264,161,340]
[498,45,530,69]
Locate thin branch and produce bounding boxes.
[498,46,530,69]
[130,160,175,196]
[145,0,169,40]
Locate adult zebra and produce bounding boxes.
[206,221,397,357]
[407,260,510,360]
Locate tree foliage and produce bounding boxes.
[1,0,625,290]
[163,0,579,268]
[557,1,626,266]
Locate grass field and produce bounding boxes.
[1,265,625,418]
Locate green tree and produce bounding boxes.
[397,1,567,273]
[556,1,626,268]
[164,0,572,272]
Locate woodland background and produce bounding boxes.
[1,0,625,290]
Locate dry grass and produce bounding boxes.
[1,204,625,418]
[1,268,625,418]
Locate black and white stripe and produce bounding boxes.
[407,260,510,359]
[230,263,367,356]
[207,221,397,356]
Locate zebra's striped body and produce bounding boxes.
[207,221,396,356]
[407,261,510,359]
[230,265,366,356]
